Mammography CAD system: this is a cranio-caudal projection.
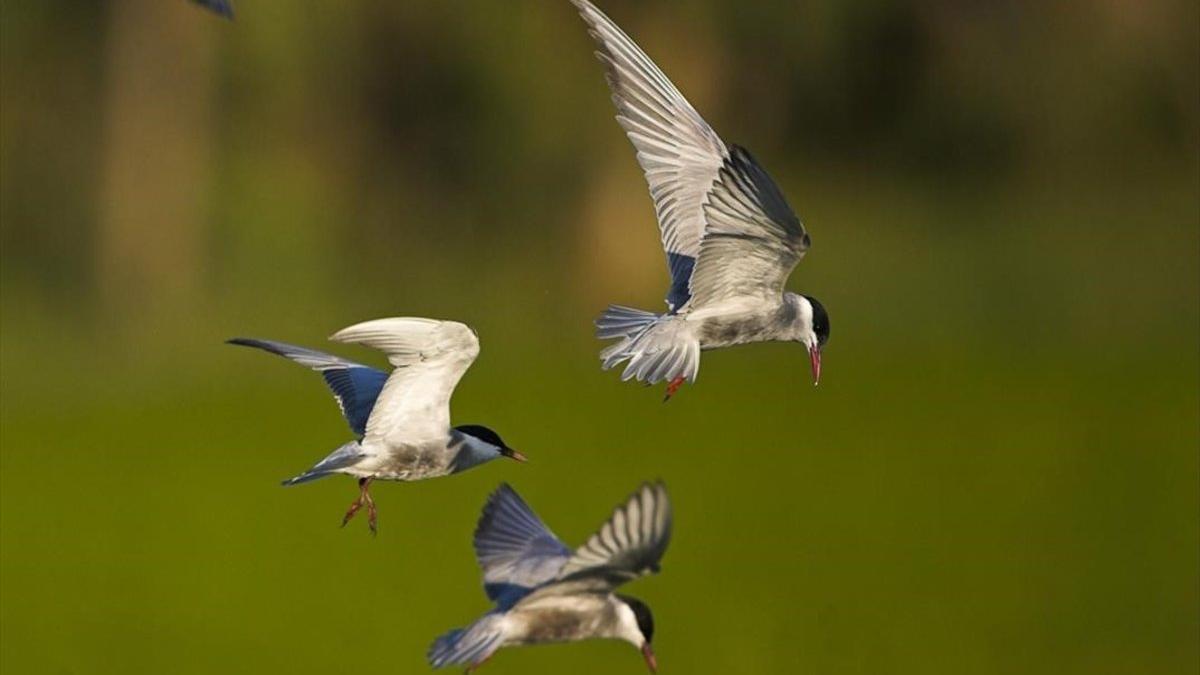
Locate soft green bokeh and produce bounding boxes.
[2,1,1197,673]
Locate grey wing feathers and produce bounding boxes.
[226,338,388,436]
[571,0,728,307]
[705,145,806,246]
[557,482,672,586]
[688,145,809,306]
[474,484,572,604]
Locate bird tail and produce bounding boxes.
[281,441,365,486]
[597,307,700,385]
[427,614,506,669]
[596,304,660,340]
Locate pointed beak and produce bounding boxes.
[808,344,822,386]
[641,643,657,673]
[505,448,527,463]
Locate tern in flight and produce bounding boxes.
[228,318,525,534]
[573,0,831,399]
[429,482,671,672]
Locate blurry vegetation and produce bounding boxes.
[1,1,1197,674]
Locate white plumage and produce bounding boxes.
[574,0,831,394]
[229,317,522,533]
[332,318,480,455]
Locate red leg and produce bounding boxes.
[342,477,375,530]
[364,485,378,535]
[663,376,686,402]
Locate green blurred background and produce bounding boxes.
[2,1,1197,673]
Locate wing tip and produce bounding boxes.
[632,479,669,508]
[479,482,518,515]
[225,336,286,356]
[426,627,465,667]
[474,482,526,540]
[569,0,598,15]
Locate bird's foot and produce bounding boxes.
[341,500,363,527]
[342,477,376,533]
[366,491,378,536]
[663,376,686,402]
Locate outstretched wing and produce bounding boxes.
[226,338,388,437]
[473,484,572,606]
[686,145,809,307]
[553,481,672,592]
[571,0,728,312]
[330,318,480,448]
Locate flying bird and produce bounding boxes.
[190,0,233,18]
[572,0,831,399]
[228,318,525,533]
[429,482,671,673]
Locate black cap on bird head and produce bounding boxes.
[804,295,830,347]
[453,424,526,462]
[617,594,657,673]
[801,295,830,385]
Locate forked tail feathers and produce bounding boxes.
[427,614,506,670]
[597,308,699,385]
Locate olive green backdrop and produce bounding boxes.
[2,1,1197,673]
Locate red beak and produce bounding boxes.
[809,344,821,386]
[641,643,657,673]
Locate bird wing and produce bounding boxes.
[330,318,480,449]
[473,484,573,607]
[550,482,672,593]
[571,0,729,312]
[685,145,810,307]
[226,338,389,437]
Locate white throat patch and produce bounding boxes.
[614,601,645,647]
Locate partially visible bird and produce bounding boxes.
[429,482,671,673]
[571,0,831,400]
[190,0,233,18]
[228,318,525,534]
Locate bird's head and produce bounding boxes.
[453,425,527,465]
[787,293,830,385]
[616,595,657,673]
